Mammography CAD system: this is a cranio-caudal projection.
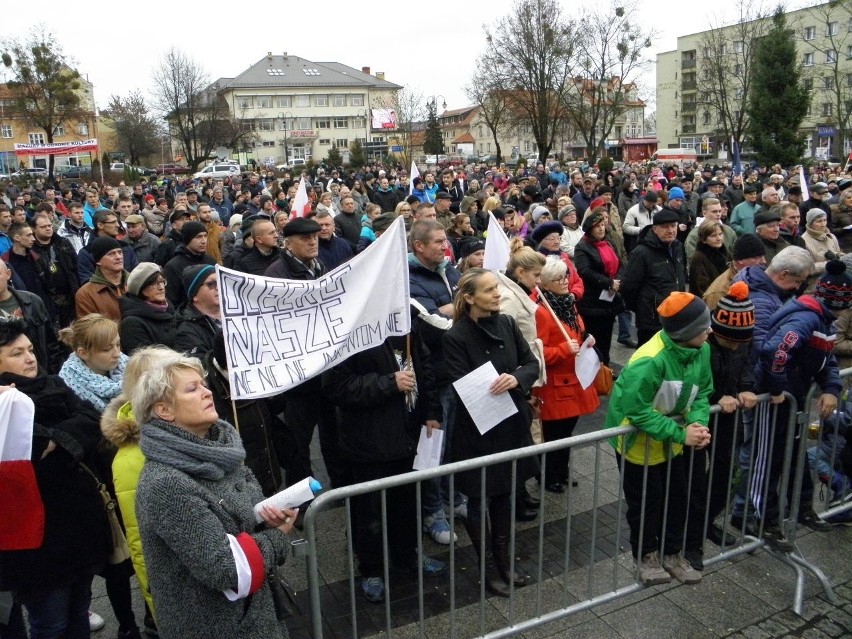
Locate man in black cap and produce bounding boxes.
[154,207,193,266]
[729,184,760,235]
[703,233,767,309]
[798,182,831,224]
[622,190,661,252]
[621,209,688,345]
[77,209,138,284]
[571,176,597,217]
[163,221,215,308]
[174,264,220,357]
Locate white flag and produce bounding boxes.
[799,166,810,202]
[483,211,511,273]
[291,176,312,218]
[409,159,421,196]
[217,217,411,399]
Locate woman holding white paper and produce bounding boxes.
[444,268,540,597]
[132,354,296,639]
[533,257,600,493]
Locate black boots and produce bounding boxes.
[464,516,511,597]
[490,497,531,588]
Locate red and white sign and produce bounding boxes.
[14,138,98,156]
[371,108,397,130]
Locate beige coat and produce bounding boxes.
[498,271,545,387]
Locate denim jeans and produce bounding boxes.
[422,384,466,519]
[617,311,633,341]
[17,572,94,639]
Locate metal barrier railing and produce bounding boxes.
[301,385,846,638]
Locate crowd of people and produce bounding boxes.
[0,156,850,638]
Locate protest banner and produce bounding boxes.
[218,216,410,399]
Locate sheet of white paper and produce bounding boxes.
[599,289,616,302]
[413,426,444,470]
[452,361,518,435]
[576,336,601,390]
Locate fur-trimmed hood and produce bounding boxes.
[101,394,140,448]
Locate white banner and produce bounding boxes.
[217,216,411,399]
[14,138,98,156]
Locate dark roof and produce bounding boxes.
[220,55,401,90]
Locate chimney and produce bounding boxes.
[282,51,288,59]
[362,66,371,75]
[267,52,272,59]
[376,71,385,80]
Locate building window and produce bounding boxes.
[316,118,330,129]
[262,140,275,147]
[827,50,838,63]
[258,119,274,132]
[352,117,366,129]
[257,96,271,109]
[335,139,348,148]
[302,68,321,76]
[240,121,254,132]
[333,94,347,107]
[276,96,291,108]
[734,63,742,75]
[487,142,491,152]
[847,73,852,87]
[734,40,743,53]
[804,26,816,40]
[77,123,89,136]
[804,52,815,66]
[0,125,11,138]
[319,139,331,145]
[315,94,328,107]
[28,132,45,145]
[294,95,310,107]
[825,76,834,90]
[735,88,744,99]
[828,21,839,36]
[295,117,311,130]
[52,125,64,136]
[350,94,364,106]
[237,96,253,109]
[334,117,347,129]
[824,103,833,116]
[703,111,711,125]
[292,145,307,159]
[266,68,285,76]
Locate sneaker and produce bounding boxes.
[359,576,384,603]
[662,554,702,584]
[749,522,794,552]
[423,514,457,545]
[418,556,447,577]
[89,611,105,632]
[706,523,740,547]
[636,551,671,586]
[443,499,468,520]
[798,509,832,532]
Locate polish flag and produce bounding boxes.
[409,159,421,195]
[291,176,312,218]
[0,389,44,550]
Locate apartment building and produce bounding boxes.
[216,53,401,164]
[657,1,851,160]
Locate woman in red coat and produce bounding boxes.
[531,221,584,300]
[533,255,600,492]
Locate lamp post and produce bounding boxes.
[427,95,447,159]
[279,111,292,167]
[355,108,368,160]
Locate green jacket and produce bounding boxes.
[606,330,713,465]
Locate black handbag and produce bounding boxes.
[267,566,300,621]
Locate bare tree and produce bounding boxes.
[152,47,256,172]
[795,0,851,159]
[465,75,515,164]
[563,1,652,162]
[1,26,87,177]
[696,2,772,152]
[101,90,162,165]
[644,111,657,137]
[375,86,425,169]
[481,0,576,161]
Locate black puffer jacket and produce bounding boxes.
[708,335,754,403]
[163,246,216,309]
[0,372,110,593]
[620,224,687,334]
[119,294,177,354]
[174,305,219,357]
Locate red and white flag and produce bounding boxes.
[409,159,421,195]
[0,389,44,550]
[291,176,312,218]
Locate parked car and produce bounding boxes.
[135,166,157,176]
[193,163,242,180]
[56,165,92,179]
[110,162,127,171]
[276,158,306,171]
[11,167,48,179]
[155,163,187,175]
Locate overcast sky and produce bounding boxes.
[3,0,813,118]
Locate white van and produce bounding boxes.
[192,163,242,180]
[650,148,697,166]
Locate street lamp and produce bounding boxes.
[279,111,292,167]
[427,95,447,157]
[355,108,368,159]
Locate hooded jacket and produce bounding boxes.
[733,264,793,359]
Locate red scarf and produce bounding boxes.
[590,238,618,278]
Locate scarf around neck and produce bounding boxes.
[59,352,126,412]
[540,288,580,333]
[140,419,245,481]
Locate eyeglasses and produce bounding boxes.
[204,281,218,290]
[146,278,167,288]
[102,219,118,226]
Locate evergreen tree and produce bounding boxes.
[326,145,342,167]
[348,139,366,168]
[745,9,810,167]
[423,102,444,156]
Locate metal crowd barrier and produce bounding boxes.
[300,386,845,638]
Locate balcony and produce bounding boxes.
[681,101,697,113]
[682,81,697,91]
[681,58,696,70]
[682,124,696,134]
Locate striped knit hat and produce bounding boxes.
[711,282,755,342]
[657,292,710,342]
[815,260,852,310]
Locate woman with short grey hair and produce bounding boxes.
[133,356,296,639]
